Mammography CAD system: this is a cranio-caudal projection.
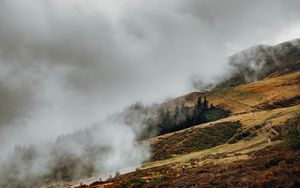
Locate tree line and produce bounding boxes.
[157,96,226,135]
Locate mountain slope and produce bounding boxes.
[218,38,300,87]
[189,70,300,114]
[76,68,300,188]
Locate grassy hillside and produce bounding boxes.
[217,38,300,87]
[73,70,300,188]
[177,70,300,114]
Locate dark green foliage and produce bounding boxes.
[203,107,230,122]
[228,129,251,144]
[284,115,300,150]
[157,96,230,135]
[155,175,170,182]
[148,175,170,186]
[181,122,241,152]
[125,177,146,188]
[152,121,241,160]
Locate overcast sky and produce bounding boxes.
[0,0,300,158]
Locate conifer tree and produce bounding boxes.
[203,96,208,109]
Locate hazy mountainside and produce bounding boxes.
[76,52,300,187]
[217,38,300,87]
[178,70,300,115]
[159,39,300,113]
[5,39,300,188]
[0,129,110,188]
[78,68,300,188]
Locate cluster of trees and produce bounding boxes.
[157,96,216,135]
[122,96,230,138]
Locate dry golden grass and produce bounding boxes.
[75,71,300,188]
[176,71,300,114]
[144,104,300,173]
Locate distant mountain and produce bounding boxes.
[217,38,300,87]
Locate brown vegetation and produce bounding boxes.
[151,121,241,160]
[74,70,300,188]
[76,144,300,188]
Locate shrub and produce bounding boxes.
[228,129,251,144]
[284,115,300,150]
[262,157,283,170]
[125,177,146,188]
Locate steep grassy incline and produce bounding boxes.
[75,105,300,188]
[176,70,300,114]
[151,121,241,161]
[74,70,300,188]
[143,103,299,167]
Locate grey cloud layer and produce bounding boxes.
[0,0,300,159]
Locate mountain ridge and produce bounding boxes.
[76,69,300,188]
[74,39,300,188]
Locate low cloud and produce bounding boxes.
[0,0,300,186]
